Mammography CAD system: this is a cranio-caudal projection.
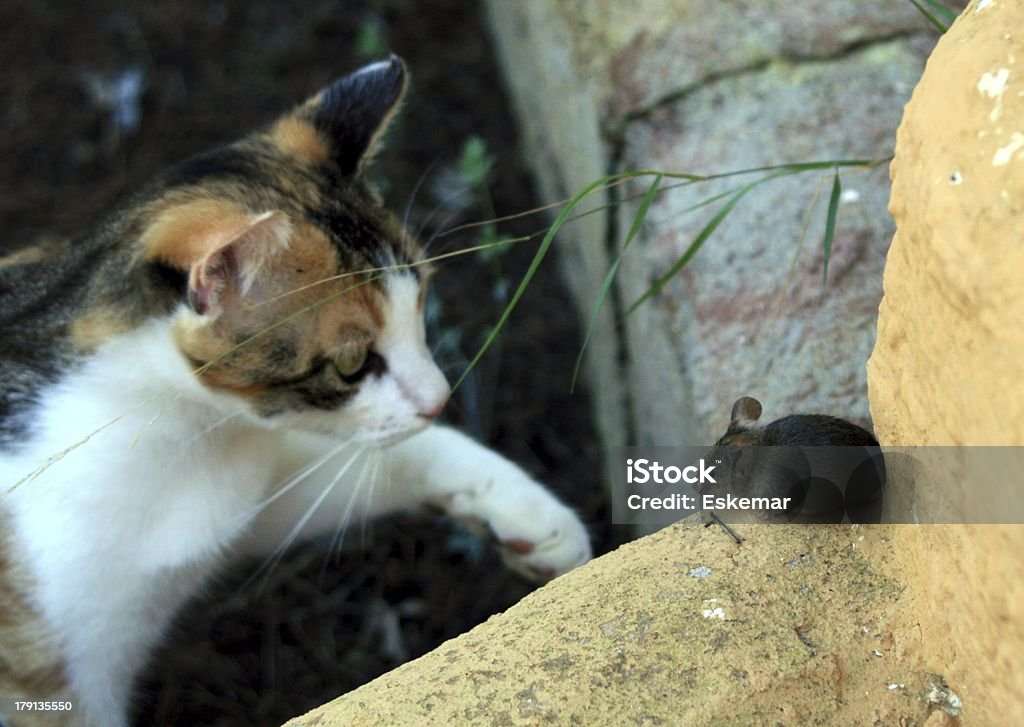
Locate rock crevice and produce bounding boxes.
[610,30,924,138]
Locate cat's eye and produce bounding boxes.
[335,345,369,379]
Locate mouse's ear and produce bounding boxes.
[730,396,763,426]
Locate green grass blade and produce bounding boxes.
[450,158,888,390]
[626,168,802,314]
[571,174,663,391]
[693,158,886,180]
[625,177,759,314]
[435,158,887,244]
[822,170,841,285]
[922,0,958,25]
[907,0,951,32]
[452,173,621,393]
[626,187,747,314]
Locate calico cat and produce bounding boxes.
[0,56,591,727]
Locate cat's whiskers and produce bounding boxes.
[236,436,357,523]
[419,203,471,257]
[242,442,367,593]
[360,448,386,548]
[401,154,443,238]
[187,409,250,443]
[354,447,385,550]
[325,445,376,558]
[413,180,472,251]
[315,446,385,590]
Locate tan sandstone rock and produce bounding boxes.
[868,1,1024,446]
[867,0,1024,724]
[286,522,937,726]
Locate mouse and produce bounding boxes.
[702,396,884,525]
[716,396,879,448]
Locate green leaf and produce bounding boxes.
[571,174,662,391]
[822,170,842,285]
[355,19,389,58]
[625,196,741,313]
[907,0,954,33]
[922,0,958,25]
[457,135,494,188]
[626,167,812,313]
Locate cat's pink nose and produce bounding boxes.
[418,389,450,419]
[393,353,451,420]
[416,380,451,420]
[418,400,447,420]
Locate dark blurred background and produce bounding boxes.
[0,1,621,724]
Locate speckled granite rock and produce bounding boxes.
[617,40,924,444]
[484,0,933,463]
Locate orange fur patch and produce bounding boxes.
[0,523,70,706]
[70,306,133,351]
[140,199,261,270]
[171,221,385,402]
[272,117,329,164]
[0,238,70,268]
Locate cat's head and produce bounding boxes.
[134,57,450,445]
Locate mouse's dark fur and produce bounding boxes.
[705,396,883,524]
[715,396,878,448]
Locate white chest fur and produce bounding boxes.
[0,322,281,724]
[2,321,279,571]
[0,317,592,727]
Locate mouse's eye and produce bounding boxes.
[335,344,369,379]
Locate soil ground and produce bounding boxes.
[0,1,623,724]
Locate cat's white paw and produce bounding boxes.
[435,474,591,581]
[494,507,592,581]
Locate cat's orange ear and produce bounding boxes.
[141,201,292,316]
[302,55,407,175]
[187,211,292,316]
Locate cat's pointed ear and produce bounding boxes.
[187,211,292,316]
[141,201,292,316]
[306,55,407,174]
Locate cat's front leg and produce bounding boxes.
[243,426,591,580]
[384,425,592,580]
